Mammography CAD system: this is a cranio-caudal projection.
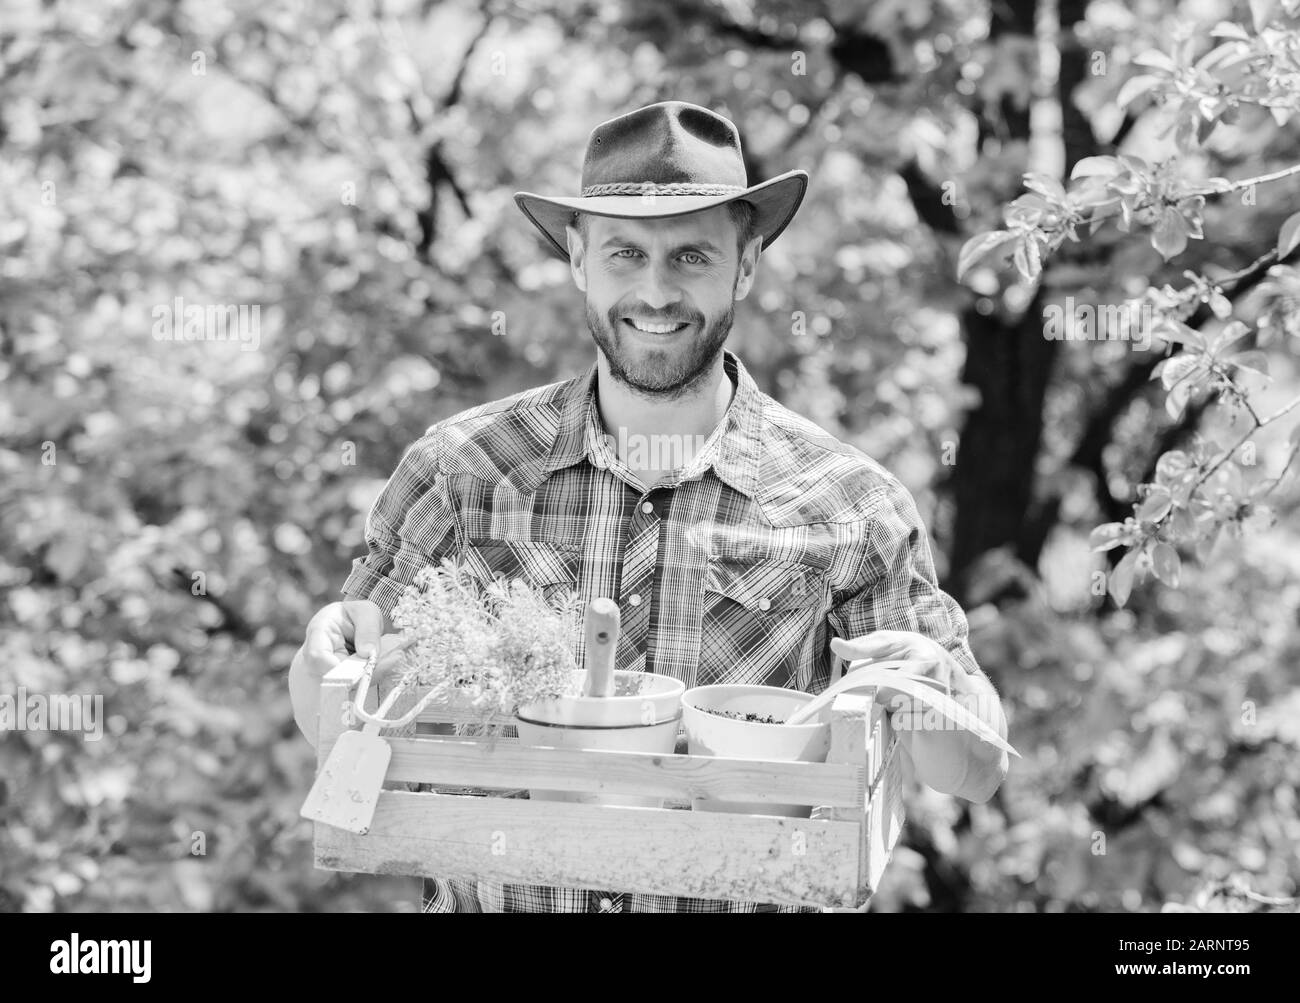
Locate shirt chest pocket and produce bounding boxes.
[698,557,826,689]
[458,538,582,606]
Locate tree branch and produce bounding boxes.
[1069,240,1300,518]
[415,2,499,259]
[898,160,964,235]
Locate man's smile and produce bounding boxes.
[622,317,693,335]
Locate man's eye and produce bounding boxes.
[613,249,641,259]
[680,253,707,265]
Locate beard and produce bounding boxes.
[585,291,736,401]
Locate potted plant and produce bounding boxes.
[382,559,683,806]
[680,684,832,817]
[385,557,589,734]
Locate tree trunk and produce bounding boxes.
[941,0,1048,604]
[947,296,1058,602]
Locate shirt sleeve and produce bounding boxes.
[340,425,461,621]
[828,476,981,677]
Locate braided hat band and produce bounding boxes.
[580,182,748,198]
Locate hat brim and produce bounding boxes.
[514,170,808,261]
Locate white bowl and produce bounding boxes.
[516,670,684,728]
[680,684,832,817]
[515,670,685,806]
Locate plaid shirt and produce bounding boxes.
[341,349,980,912]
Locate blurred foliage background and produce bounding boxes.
[1,0,1297,912]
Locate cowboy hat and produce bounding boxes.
[514,101,808,262]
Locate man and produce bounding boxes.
[289,101,1009,912]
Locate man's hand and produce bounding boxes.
[828,631,1008,803]
[288,599,387,746]
[829,630,954,705]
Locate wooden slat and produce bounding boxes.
[406,689,518,727]
[416,708,519,728]
[314,791,863,909]
[383,737,865,808]
[412,729,518,743]
[825,691,873,909]
[864,699,889,790]
[863,721,905,896]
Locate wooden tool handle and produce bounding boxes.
[582,597,621,697]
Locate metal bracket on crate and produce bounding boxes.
[308,654,906,910]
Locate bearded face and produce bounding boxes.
[568,204,758,400]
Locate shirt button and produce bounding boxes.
[628,594,642,606]
[640,501,654,514]
[757,597,771,611]
[599,897,613,911]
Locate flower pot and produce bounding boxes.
[515,670,685,807]
[680,684,832,817]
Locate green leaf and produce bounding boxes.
[1010,235,1043,282]
[1276,210,1300,260]
[1072,180,1120,210]
[1157,352,1202,390]
[1166,381,1192,420]
[1227,350,1270,379]
[956,230,1017,282]
[1150,542,1181,586]
[1209,21,1251,41]
[1173,116,1200,154]
[1137,487,1173,523]
[1248,0,1279,33]
[1169,507,1198,540]
[1109,548,1140,607]
[1152,206,1190,260]
[1210,320,1251,353]
[1152,321,1202,350]
[1089,522,1128,552]
[1070,156,1121,181]
[1133,51,1177,74]
[1116,74,1162,110]
[1155,450,1192,483]
[1023,172,1067,203]
[1118,154,1153,175]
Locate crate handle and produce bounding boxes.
[348,639,452,732]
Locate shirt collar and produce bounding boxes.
[543,349,763,500]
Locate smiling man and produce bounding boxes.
[288,101,1009,913]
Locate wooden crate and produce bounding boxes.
[309,655,906,911]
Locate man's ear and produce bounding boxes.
[732,233,763,302]
[566,223,588,292]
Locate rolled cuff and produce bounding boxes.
[340,558,415,623]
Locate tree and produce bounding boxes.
[957,5,1300,607]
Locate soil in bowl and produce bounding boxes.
[701,707,785,725]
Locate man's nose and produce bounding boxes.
[633,259,682,311]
